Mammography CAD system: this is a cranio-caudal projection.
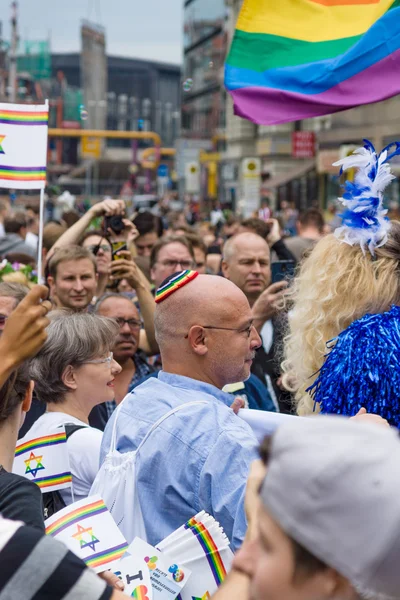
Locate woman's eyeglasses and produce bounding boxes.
[83,352,114,366]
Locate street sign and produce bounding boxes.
[240,158,261,217]
[292,132,316,158]
[157,164,169,178]
[185,161,200,194]
[81,136,102,159]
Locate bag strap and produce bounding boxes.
[65,424,86,439]
[110,399,208,453]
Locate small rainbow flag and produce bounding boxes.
[155,270,199,303]
[45,495,130,573]
[0,101,48,189]
[14,429,72,493]
[184,518,227,585]
[46,498,108,536]
[225,0,400,124]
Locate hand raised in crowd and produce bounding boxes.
[252,280,288,328]
[89,198,126,218]
[266,218,281,247]
[0,285,52,381]
[121,219,139,245]
[109,250,144,290]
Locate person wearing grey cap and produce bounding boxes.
[214,416,400,600]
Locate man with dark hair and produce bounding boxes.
[94,293,154,418]
[285,208,325,262]
[0,213,37,259]
[150,235,195,289]
[133,211,163,257]
[0,282,29,336]
[214,416,400,600]
[184,234,207,274]
[47,246,98,311]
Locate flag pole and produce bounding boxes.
[37,186,45,284]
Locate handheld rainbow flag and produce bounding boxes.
[225,0,400,125]
[45,495,129,573]
[0,101,48,188]
[157,512,233,600]
[13,427,72,493]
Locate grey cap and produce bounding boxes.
[260,416,400,599]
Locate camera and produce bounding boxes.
[104,214,125,235]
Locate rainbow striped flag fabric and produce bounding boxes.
[225,0,400,125]
[45,495,129,573]
[0,101,48,189]
[14,428,72,493]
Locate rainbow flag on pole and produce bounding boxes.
[0,101,48,189]
[225,0,400,125]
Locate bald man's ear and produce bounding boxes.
[187,325,208,356]
[221,260,229,278]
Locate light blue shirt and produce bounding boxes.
[100,371,260,551]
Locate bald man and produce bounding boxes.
[222,233,288,412]
[99,273,262,550]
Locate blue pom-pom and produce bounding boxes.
[306,306,400,427]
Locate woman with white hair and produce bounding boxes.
[25,311,121,507]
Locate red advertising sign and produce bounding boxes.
[292,131,316,158]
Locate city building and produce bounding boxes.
[182,0,227,139]
[51,51,181,148]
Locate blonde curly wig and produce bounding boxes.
[282,221,400,415]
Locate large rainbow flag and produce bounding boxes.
[225,0,400,125]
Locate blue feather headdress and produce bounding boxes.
[333,140,400,255]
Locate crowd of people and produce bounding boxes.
[1,140,400,600]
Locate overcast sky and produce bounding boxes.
[0,0,183,64]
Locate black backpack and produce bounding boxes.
[42,424,85,520]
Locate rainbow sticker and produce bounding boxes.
[155,270,198,303]
[184,518,227,585]
[131,585,149,600]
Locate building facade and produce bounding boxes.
[181,0,227,139]
[51,52,181,147]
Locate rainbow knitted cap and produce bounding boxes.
[155,270,199,303]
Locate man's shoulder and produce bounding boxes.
[119,378,257,449]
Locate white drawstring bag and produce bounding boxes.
[90,400,207,543]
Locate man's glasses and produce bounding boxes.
[83,351,114,366]
[115,317,143,330]
[87,244,111,256]
[185,323,255,339]
[159,260,195,270]
[0,314,8,326]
